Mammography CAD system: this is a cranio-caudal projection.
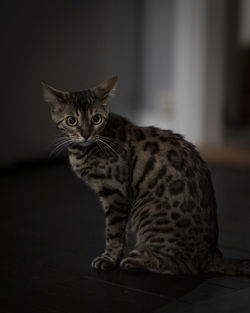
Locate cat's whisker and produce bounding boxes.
[54,137,69,142]
[97,139,113,156]
[54,136,71,143]
[49,146,66,159]
[55,134,68,138]
[99,137,124,154]
[54,138,72,149]
[49,138,73,158]
[99,135,115,142]
[52,142,72,155]
[99,136,125,152]
[49,136,68,148]
[97,141,108,157]
[98,138,119,157]
[52,137,71,147]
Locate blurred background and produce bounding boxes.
[1,0,250,167]
[1,1,250,311]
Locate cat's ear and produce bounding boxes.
[92,76,118,103]
[41,82,66,105]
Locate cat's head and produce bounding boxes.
[42,76,117,146]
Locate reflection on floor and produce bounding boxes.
[1,160,250,313]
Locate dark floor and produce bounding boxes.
[1,160,250,313]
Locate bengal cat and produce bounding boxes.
[42,76,250,275]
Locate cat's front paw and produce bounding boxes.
[91,254,118,271]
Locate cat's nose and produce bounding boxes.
[82,136,88,142]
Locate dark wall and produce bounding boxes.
[1,0,138,165]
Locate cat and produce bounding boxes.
[42,76,250,275]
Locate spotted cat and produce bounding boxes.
[42,76,250,275]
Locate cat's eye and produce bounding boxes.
[66,116,78,127]
[92,114,102,125]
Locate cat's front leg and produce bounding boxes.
[92,192,129,271]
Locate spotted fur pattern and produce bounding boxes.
[43,77,250,275]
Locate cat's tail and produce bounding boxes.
[204,251,250,275]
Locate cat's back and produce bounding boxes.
[131,124,205,178]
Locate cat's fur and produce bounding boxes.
[42,76,250,275]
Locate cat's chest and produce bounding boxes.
[68,148,119,184]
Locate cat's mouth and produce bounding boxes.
[79,141,92,147]
[73,138,95,147]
